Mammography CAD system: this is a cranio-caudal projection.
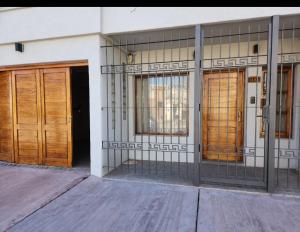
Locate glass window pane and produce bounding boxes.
[135,74,188,135]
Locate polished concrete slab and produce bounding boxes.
[0,163,88,231]
[197,187,300,232]
[8,177,199,232]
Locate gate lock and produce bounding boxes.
[262,105,269,122]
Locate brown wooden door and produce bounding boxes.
[12,70,43,164]
[0,72,14,162]
[202,70,244,161]
[40,68,72,167]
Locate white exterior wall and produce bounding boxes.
[0,7,101,44]
[0,7,300,177]
[101,7,300,34]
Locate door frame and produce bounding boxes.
[201,68,245,162]
[0,60,88,71]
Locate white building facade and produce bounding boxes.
[0,7,300,192]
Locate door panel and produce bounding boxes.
[202,70,244,161]
[40,68,72,167]
[12,70,42,164]
[0,72,14,162]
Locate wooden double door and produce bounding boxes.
[202,70,245,161]
[0,68,72,167]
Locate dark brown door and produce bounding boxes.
[40,68,72,167]
[0,72,14,162]
[202,70,244,161]
[12,70,43,164]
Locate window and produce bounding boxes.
[261,67,293,138]
[135,73,189,135]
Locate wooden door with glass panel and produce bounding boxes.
[202,70,244,161]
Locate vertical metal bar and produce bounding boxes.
[264,28,270,185]
[266,15,279,192]
[105,40,110,173]
[162,32,166,173]
[155,41,158,175]
[119,40,123,169]
[236,26,241,177]
[186,36,189,178]
[147,37,151,174]
[226,29,231,177]
[170,31,173,175]
[278,25,284,186]
[217,29,222,176]
[288,22,295,150]
[112,41,116,169]
[141,40,144,175]
[133,39,137,174]
[194,24,202,185]
[178,32,181,177]
[125,40,130,172]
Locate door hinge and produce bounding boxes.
[199,103,201,111]
[199,144,201,152]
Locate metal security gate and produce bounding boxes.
[274,15,300,193]
[101,28,197,185]
[100,15,300,193]
[197,19,272,188]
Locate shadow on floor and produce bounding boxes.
[0,164,88,231]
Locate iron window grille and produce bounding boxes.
[135,72,189,136]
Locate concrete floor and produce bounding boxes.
[1,164,300,232]
[0,163,88,231]
[107,161,300,194]
[8,177,199,232]
[197,188,300,232]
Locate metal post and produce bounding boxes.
[266,15,279,192]
[194,25,203,185]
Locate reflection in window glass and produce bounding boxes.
[136,74,189,135]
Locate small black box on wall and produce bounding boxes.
[15,43,24,52]
[253,44,258,54]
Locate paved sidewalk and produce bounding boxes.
[0,164,88,231]
[8,177,199,232]
[2,164,300,232]
[197,187,300,232]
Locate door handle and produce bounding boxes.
[238,111,242,122]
